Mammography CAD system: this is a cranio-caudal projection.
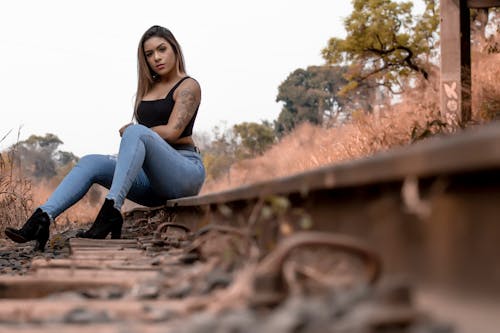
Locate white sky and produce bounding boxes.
[0,0,423,157]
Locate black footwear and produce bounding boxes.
[5,208,51,252]
[76,198,123,239]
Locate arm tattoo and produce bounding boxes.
[174,89,197,131]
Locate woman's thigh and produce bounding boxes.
[125,127,205,199]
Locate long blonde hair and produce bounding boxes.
[134,25,186,118]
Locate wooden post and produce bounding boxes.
[440,0,471,125]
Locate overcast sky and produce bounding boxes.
[0,1,423,157]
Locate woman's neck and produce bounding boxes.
[159,69,185,84]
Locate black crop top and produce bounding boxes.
[136,76,199,138]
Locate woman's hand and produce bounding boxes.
[119,123,133,137]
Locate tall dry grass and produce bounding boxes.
[0,152,33,229]
[201,52,499,194]
[472,52,500,120]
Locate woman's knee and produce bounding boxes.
[75,154,116,185]
[79,153,107,164]
[122,124,151,140]
[77,154,115,171]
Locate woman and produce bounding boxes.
[5,25,206,251]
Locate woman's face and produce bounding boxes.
[143,36,177,77]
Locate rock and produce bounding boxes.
[178,252,200,264]
[45,291,87,301]
[165,282,192,299]
[63,307,111,324]
[81,286,126,300]
[172,312,218,333]
[218,309,257,333]
[128,283,160,300]
[141,304,177,322]
[200,268,233,294]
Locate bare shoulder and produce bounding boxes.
[174,77,201,101]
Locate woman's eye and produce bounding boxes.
[145,52,153,57]
[159,46,166,52]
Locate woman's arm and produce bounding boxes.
[151,78,201,143]
[119,123,134,137]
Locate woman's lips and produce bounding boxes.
[156,64,165,70]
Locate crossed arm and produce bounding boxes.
[118,78,201,143]
[152,78,201,143]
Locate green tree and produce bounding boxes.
[321,0,439,95]
[233,121,276,158]
[275,65,349,135]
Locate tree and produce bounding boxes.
[9,133,78,180]
[275,65,349,136]
[201,121,277,182]
[201,125,238,182]
[321,0,439,96]
[471,8,500,53]
[233,121,276,158]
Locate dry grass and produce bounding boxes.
[201,52,499,194]
[472,52,500,121]
[0,155,33,229]
[201,107,441,194]
[0,129,33,229]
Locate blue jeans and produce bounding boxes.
[39,124,205,219]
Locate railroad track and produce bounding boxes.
[1,123,500,332]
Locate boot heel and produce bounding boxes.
[111,223,122,239]
[78,199,123,239]
[35,235,48,252]
[34,223,50,252]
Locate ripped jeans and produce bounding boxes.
[39,124,205,219]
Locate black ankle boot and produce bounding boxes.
[5,208,51,252]
[76,198,123,239]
